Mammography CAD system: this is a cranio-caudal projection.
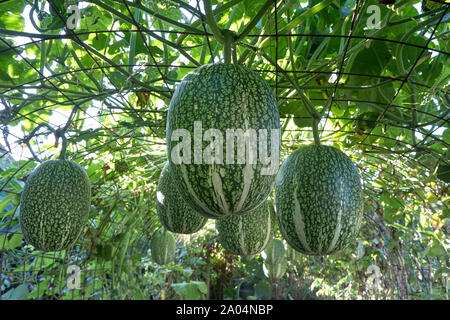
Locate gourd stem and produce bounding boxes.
[312,118,321,145]
[58,105,79,160]
[58,134,67,160]
[232,43,238,65]
[223,30,234,64]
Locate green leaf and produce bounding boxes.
[182,267,193,278]
[383,207,403,223]
[0,12,24,30]
[1,284,29,300]
[403,35,427,71]
[132,287,146,300]
[0,0,27,12]
[279,101,312,128]
[5,233,23,249]
[440,209,450,220]
[428,244,447,257]
[109,71,128,88]
[0,194,14,213]
[380,192,404,209]
[254,281,271,299]
[171,281,207,300]
[354,112,379,134]
[348,41,391,85]
[425,191,439,204]
[443,129,450,144]
[0,233,23,250]
[27,279,51,299]
[91,34,108,51]
[46,0,68,30]
[436,163,450,183]
[192,281,207,294]
[86,161,104,183]
[34,256,58,268]
[135,35,163,56]
[0,235,7,248]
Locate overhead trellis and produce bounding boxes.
[0,0,448,300]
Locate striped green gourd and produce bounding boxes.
[262,239,287,281]
[156,163,208,234]
[286,243,299,262]
[263,258,287,281]
[151,230,176,265]
[275,145,363,255]
[19,160,91,252]
[166,63,280,219]
[216,201,273,258]
[262,238,285,265]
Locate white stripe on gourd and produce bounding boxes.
[260,207,272,251]
[216,201,273,257]
[235,117,255,213]
[156,163,207,234]
[211,165,230,215]
[166,64,280,218]
[275,145,363,256]
[180,166,221,217]
[235,162,255,213]
[327,178,345,253]
[237,220,248,257]
[293,189,312,254]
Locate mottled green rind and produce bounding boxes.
[275,145,363,256]
[151,230,176,265]
[19,160,91,252]
[166,63,280,218]
[156,163,208,234]
[216,201,273,258]
[262,238,285,265]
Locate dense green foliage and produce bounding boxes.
[156,163,207,234]
[150,230,176,265]
[167,63,280,218]
[0,0,448,300]
[216,200,273,258]
[19,160,91,252]
[275,145,363,255]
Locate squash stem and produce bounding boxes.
[312,118,321,145]
[232,43,238,65]
[223,30,234,64]
[58,134,68,160]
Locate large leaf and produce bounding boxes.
[279,101,313,128]
[171,281,207,300]
[436,162,450,183]
[1,284,29,300]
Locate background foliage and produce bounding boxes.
[0,0,448,300]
